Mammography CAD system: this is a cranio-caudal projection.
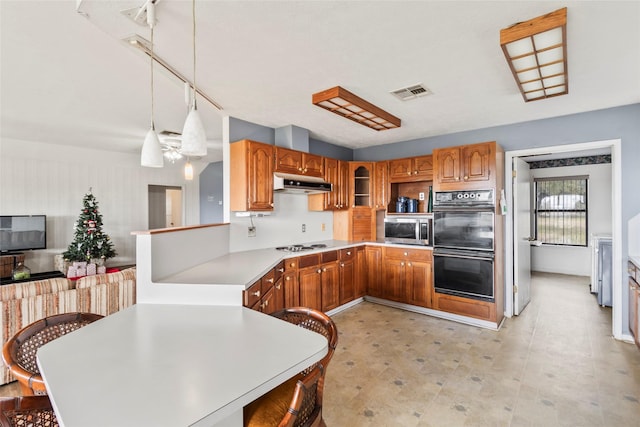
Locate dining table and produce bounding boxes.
[37,304,328,427]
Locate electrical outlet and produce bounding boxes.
[302,224,306,233]
[248,226,256,237]
[321,223,325,232]
[419,192,425,201]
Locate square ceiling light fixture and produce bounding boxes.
[500,7,568,102]
[312,86,401,131]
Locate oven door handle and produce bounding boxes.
[434,252,494,261]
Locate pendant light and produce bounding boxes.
[180,0,207,157]
[140,2,163,168]
[184,158,194,181]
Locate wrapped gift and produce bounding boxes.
[97,266,106,274]
[76,267,86,277]
[67,266,77,278]
[87,263,97,276]
[73,261,87,269]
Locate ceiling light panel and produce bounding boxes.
[312,86,401,131]
[500,8,568,102]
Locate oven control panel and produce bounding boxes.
[433,189,494,207]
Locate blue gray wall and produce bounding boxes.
[200,161,224,224]
[309,137,354,161]
[227,117,275,145]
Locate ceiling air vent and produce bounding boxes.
[390,84,432,101]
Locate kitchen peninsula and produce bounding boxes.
[133,223,501,329]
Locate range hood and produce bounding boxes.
[273,173,332,194]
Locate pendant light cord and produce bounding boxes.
[191,0,197,110]
[150,25,155,130]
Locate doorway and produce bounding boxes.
[504,139,622,339]
[148,185,183,229]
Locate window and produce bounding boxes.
[534,176,588,246]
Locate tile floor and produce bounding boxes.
[322,273,640,426]
[1,273,638,426]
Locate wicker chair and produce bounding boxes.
[0,396,59,427]
[244,307,338,427]
[2,312,103,395]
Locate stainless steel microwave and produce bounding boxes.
[384,215,432,246]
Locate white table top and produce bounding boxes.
[37,304,328,427]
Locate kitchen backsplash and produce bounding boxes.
[229,192,333,252]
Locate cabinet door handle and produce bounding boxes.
[317,269,322,274]
[408,262,412,267]
[266,278,274,283]
[455,177,460,181]
[407,171,411,175]
[404,252,408,256]
[401,262,405,266]
[290,262,296,268]
[278,268,284,273]
[275,284,281,290]
[251,290,261,297]
[286,276,291,281]
[322,268,327,272]
[347,251,351,256]
[340,263,344,267]
[414,171,418,174]
[464,175,468,180]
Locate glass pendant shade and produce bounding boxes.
[141,127,164,167]
[184,160,194,180]
[180,106,207,156]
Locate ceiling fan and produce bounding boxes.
[158,130,183,163]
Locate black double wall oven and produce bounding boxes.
[433,189,495,302]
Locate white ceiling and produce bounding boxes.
[1,1,639,164]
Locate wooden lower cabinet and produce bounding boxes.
[320,262,340,312]
[298,265,323,311]
[382,247,433,308]
[629,260,639,348]
[355,246,367,298]
[434,293,497,321]
[365,246,383,298]
[339,249,356,305]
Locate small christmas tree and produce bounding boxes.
[63,190,117,263]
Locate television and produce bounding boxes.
[0,215,47,253]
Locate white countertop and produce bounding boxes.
[37,304,328,427]
[154,239,432,291]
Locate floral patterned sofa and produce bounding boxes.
[0,267,136,386]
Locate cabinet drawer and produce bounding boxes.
[262,269,276,292]
[340,248,355,261]
[244,280,262,307]
[384,247,432,262]
[274,261,285,281]
[285,257,299,271]
[299,254,321,269]
[321,250,338,263]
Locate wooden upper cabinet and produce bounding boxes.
[413,155,434,180]
[350,162,374,208]
[274,147,323,177]
[308,158,348,211]
[302,153,324,177]
[389,155,433,182]
[461,144,491,184]
[389,158,413,180]
[230,139,274,211]
[434,141,497,190]
[373,161,389,210]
